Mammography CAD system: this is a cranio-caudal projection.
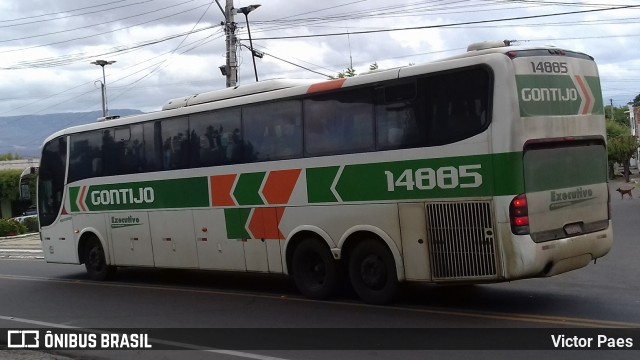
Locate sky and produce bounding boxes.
[0,0,639,120]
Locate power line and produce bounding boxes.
[0,0,128,23]
[110,1,218,101]
[0,0,154,28]
[246,4,640,40]
[0,0,203,44]
[239,43,332,77]
[0,1,213,55]
[248,0,638,34]
[1,26,218,69]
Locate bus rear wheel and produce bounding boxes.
[291,238,338,300]
[84,237,116,281]
[348,239,398,305]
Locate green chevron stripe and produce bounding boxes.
[233,172,266,206]
[306,166,340,203]
[224,208,252,239]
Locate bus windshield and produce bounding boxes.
[38,136,67,227]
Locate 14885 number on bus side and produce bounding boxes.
[384,165,482,192]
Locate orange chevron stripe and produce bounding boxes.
[306,78,346,94]
[210,174,237,206]
[262,169,301,205]
[574,75,591,115]
[78,186,88,212]
[247,207,284,240]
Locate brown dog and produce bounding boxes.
[616,187,633,199]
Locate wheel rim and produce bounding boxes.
[87,245,103,272]
[303,252,326,287]
[360,254,387,290]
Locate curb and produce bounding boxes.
[0,232,39,241]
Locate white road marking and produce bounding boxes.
[2,273,639,329]
[0,249,43,253]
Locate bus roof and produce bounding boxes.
[161,79,318,110]
[445,40,594,61]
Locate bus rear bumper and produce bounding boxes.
[501,220,613,279]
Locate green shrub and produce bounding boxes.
[0,219,26,237]
[22,217,39,233]
[16,221,27,235]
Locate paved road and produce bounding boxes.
[0,233,43,260]
[0,234,58,359]
[0,350,74,360]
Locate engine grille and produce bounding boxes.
[426,201,499,280]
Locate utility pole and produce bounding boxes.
[91,60,116,117]
[237,5,261,82]
[610,98,615,121]
[224,0,237,87]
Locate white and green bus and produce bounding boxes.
[37,41,612,304]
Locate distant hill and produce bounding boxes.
[0,109,144,158]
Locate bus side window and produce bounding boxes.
[117,125,145,174]
[142,121,162,172]
[140,117,189,172]
[375,82,421,150]
[101,129,118,176]
[189,108,242,167]
[163,118,190,170]
[418,66,491,146]
[376,104,420,150]
[304,89,373,156]
[243,100,302,162]
[68,131,103,182]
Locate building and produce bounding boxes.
[0,159,39,219]
[0,159,39,171]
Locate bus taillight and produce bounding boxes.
[510,194,530,235]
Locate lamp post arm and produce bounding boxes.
[245,13,258,82]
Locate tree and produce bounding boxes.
[633,93,640,107]
[604,105,628,127]
[329,63,380,80]
[329,67,356,79]
[606,119,638,182]
[0,153,22,161]
[0,169,22,200]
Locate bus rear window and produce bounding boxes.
[523,139,607,193]
[523,139,609,241]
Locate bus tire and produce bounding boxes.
[348,239,398,305]
[84,237,116,281]
[291,238,338,300]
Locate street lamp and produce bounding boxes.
[236,4,260,82]
[91,60,116,117]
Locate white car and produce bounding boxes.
[10,215,37,223]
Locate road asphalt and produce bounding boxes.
[0,232,43,261]
[0,233,70,359]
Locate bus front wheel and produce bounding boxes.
[84,237,116,281]
[291,238,338,300]
[348,239,398,305]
